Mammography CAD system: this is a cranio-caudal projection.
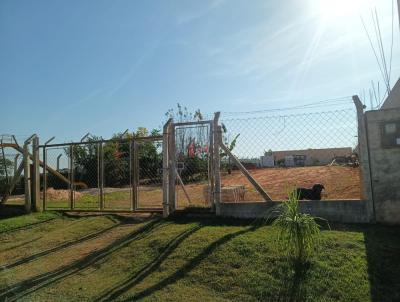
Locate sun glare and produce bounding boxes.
[317,0,363,18]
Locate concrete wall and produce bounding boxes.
[366,108,400,225]
[220,200,368,223]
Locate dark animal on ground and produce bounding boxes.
[294,184,325,200]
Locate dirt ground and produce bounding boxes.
[175,165,361,208]
[5,166,361,209]
[221,165,361,200]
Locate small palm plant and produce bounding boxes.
[271,190,323,263]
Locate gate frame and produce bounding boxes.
[165,114,221,214]
[41,135,164,213]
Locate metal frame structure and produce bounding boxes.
[1,112,223,216]
[41,135,164,213]
[1,104,369,218]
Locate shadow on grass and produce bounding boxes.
[0,217,163,302]
[324,223,400,302]
[0,236,43,253]
[363,225,400,302]
[0,204,26,219]
[318,222,400,302]
[95,223,203,302]
[273,261,311,302]
[2,221,122,269]
[120,224,260,302]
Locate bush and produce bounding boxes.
[271,190,323,263]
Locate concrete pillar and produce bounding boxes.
[23,143,31,213]
[32,137,41,212]
[162,119,172,217]
[168,124,176,214]
[353,95,375,222]
[213,112,221,215]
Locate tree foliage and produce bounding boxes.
[53,128,162,189]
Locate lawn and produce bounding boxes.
[0,212,399,301]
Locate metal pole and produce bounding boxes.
[32,137,41,211]
[69,145,74,210]
[1,139,9,184]
[23,143,31,213]
[133,140,139,210]
[56,154,62,171]
[130,140,134,211]
[99,142,104,210]
[43,146,47,210]
[14,154,20,175]
[80,133,90,142]
[168,125,176,213]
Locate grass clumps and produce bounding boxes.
[271,190,325,263]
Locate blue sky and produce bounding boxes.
[0,0,399,143]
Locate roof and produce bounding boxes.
[381,78,400,110]
[271,147,352,159]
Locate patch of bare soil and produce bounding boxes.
[176,166,362,206]
[221,166,361,200]
[43,188,82,200]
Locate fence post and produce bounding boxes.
[14,154,20,175]
[32,136,41,212]
[99,142,104,210]
[208,120,214,208]
[133,140,139,210]
[23,142,31,213]
[213,112,221,215]
[43,146,47,210]
[353,95,375,222]
[130,140,135,211]
[168,123,176,213]
[162,119,172,217]
[69,145,74,210]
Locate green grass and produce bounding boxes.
[0,212,60,233]
[0,213,399,301]
[45,190,163,210]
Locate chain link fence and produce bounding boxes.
[42,136,163,211]
[174,123,212,209]
[137,139,163,209]
[219,107,361,201]
[0,151,25,205]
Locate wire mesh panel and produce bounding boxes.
[103,141,132,210]
[136,138,163,209]
[174,123,212,209]
[44,147,71,209]
[220,108,361,201]
[0,150,25,205]
[72,143,100,209]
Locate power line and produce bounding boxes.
[220,96,353,116]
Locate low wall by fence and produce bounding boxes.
[219,200,368,224]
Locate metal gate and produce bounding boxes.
[171,120,214,209]
[41,136,163,212]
